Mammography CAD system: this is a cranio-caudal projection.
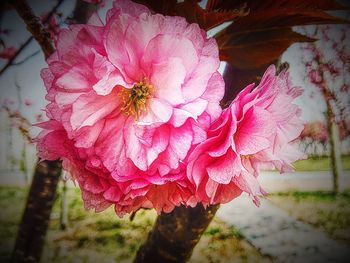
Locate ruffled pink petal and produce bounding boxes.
[234,106,276,155]
[56,67,92,91]
[141,34,198,77]
[207,149,241,184]
[103,187,122,202]
[104,14,135,81]
[150,58,186,105]
[170,98,208,127]
[74,119,105,148]
[138,98,173,125]
[70,91,119,130]
[182,42,220,101]
[201,72,225,121]
[232,171,266,204]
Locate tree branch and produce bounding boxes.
[69,0,98,24]
[12,50,40,66]
[0,0,64,75]
[0,36,31,75]
[11,0,55,59]
[10,1,97,262]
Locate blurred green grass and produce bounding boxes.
[0,186,269,263]
[293,155,350,171]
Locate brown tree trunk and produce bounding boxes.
[133,204,219,263]
[10,1,98,262]
[11,160,62,263]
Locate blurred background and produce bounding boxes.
[0,0,349,262]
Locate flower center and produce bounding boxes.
[120,81,154,119]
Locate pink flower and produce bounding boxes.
[37,0,224,216]
[0,46,16,59]
[187,65,305,206]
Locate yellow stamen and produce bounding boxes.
[120,81,154,120]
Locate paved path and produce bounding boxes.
[259,170,350,192]
[217,195,350,263]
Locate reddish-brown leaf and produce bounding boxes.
[175,0,248,30]
[217,27,314,69]
[211,0,350,101]
[133,0,247,30]
[206,0,349,12]
[215,8,350,68]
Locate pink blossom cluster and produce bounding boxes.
[187,66,305,205]
[298,25,350,119]
[37,0,304,216]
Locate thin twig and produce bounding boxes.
[0,0,64,75]
[11,0,55,58]
[12,50,40,65]
[0,35,32,75]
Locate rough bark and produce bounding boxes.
[10,1,96,262]
[11,160,62,263]
[133,204,219,263]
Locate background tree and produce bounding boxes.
[297,24,350,194]
[8,0,99,262]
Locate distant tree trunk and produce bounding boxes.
[325,100,342,194]
[10,1,98,262]
[11,160,62,263]
[59,178,68,231]
[133,204,219,263]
